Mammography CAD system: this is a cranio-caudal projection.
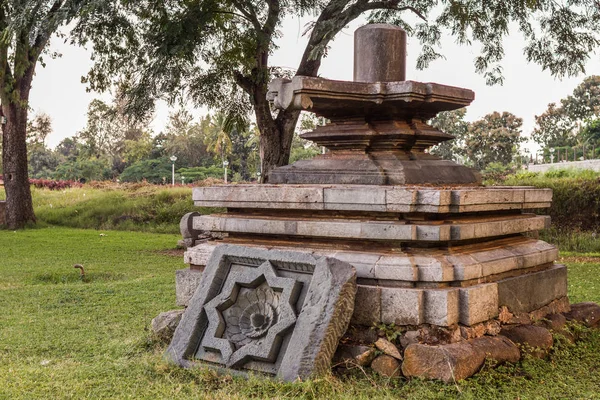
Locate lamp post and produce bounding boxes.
[181,175,185,185]
[223,160,229,184]
[170,155,177,186]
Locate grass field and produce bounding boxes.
[1,227,599,399]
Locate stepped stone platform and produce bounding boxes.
[179,183,565,328]
[174,23,567,347]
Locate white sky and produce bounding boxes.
[30,15,600,153]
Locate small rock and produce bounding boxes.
[564,302,600,328]
[400,330,420,349]
[535,313,567,331]
[333,344,376,367]
[500,325,553,359]
[469,335,520,364]
[498,306,513,324]
[370,355,401,377]
[151,309,184,341]
[375,338,403,360]
[507,312,531,325]
[355,348,377,366]
[402,342,485,382]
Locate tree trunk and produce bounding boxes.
[2,103,36,228]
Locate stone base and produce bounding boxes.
[175,263,568,328]
[267,152,481,185]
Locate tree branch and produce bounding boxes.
[360,1,427,21]
[231,0,262,32]
[30,0,65,63]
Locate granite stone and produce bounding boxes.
[166,245,356,381]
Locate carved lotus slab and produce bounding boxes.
[166,245,356,381]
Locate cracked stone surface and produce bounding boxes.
[166,244,356,381]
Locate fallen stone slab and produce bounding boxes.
[500,325,553,359]
[151,309,184,342]
[402,342,485,382]
[468,335,520,364]
[564,302,600,328]
[371,355,402,377]
[166,245,357,382]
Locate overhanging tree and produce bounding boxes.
[74,1,600,179]
[0,0,102,228]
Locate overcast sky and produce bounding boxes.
[30,15,600,153]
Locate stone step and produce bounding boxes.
[194,214,550,242]
[184,237,557,283]
[193,185,551,213]
[175,262,567,327]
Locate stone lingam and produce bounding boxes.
[168,24,570,382]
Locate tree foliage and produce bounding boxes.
[464,111,523,170]
[533,76,600,150]
[72,0,600,177]
[429,108,469,162]
[0,0,106,228]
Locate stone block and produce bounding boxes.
[374,256,416,281]
[166,245,357,381]
[414,257,454,282]
[371,355,401,377]
[381,287,424,325]
[468,335,520,364]
[459,283,499,326]
[175,268,204,307]
[564,302,600,328]
[184,242,218,266]
[402,342,485,382]
[351,285,381,325]
[424,289,459,326]
[151,309,184,342]
[500,325,553,359]
[497,264,567,314]
[375,338,403,360]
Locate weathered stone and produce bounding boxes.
[497,264,567,314]
[469,336,520,364]
[402,343,485,382]
[166,245,357,382]
[424,288,459,326]
[400,330,420,349]
[351,285,381,326]
[459,283,499,326]
[564,302,600,328]
[192,185,551,213]
[375,338,403,360]
[354,24,407,83]
[370,355,402,377]
[535,313,567,332]
[175,268,204,307]
[356,349,377,366]
[151,309,184,342]
[333,344,376,367]
[381,287,423,325]
[500,325,553,359]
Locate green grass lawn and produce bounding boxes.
[1,227,600,399]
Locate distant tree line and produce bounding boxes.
[25,96,320,184]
